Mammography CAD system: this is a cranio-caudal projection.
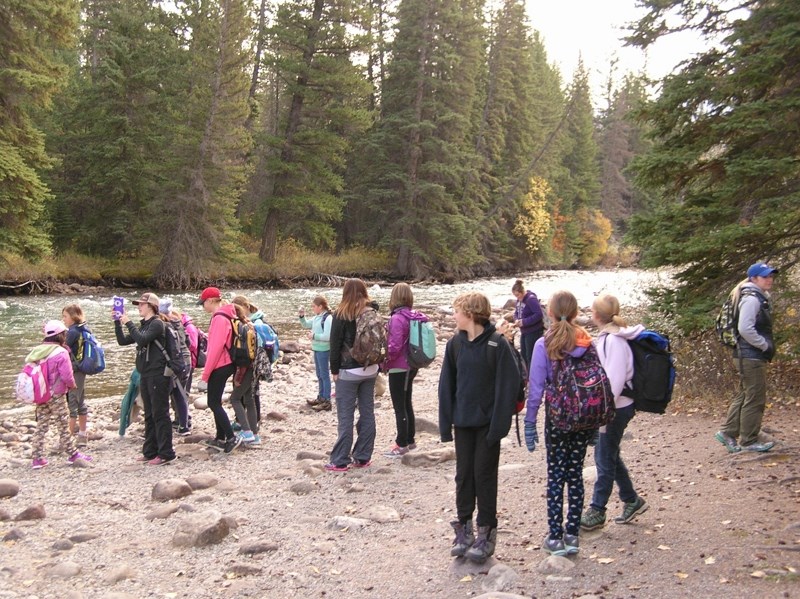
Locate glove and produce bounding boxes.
[524,423,539,452]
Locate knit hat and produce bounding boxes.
[43,320,67,336]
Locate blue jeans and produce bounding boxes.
[314,350,331,400]
[591,404,637,510]
[329,375,376,466]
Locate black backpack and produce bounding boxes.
[154,324,188,377]
[618,330,676,414]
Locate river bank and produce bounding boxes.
[0,306,798,599]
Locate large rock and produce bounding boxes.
[0,478,20,498]
[482,563,520,592]
[537,555,575,575]
[48,561,82,578]
[172,510,230,547]
[361,505,400,523]
[401,448,456,468]
[15,504,46,521]
[152,478,193,502]
[185,473,219,490]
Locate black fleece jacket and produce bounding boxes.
[115,317,166,377]
[438,323,518,446]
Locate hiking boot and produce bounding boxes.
[465,525,496,563]
[614,496,648,524]
[307,396,323,406]
[542,535,567,557]
[224,436,242,454]
[715,431,741,453]
[383,444,409,457]
[68,451,92,464]
[741,440,775,452]
[563,533,580,555]
[312,400,332,412]
[581,507,607,531]
[324,463,349,472]
[203,438,226,451]
[31,457,48,469]
[450,520,475,557]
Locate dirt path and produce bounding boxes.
[1,335,798,599]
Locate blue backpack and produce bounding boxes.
[620,330,676,414]
[76,326,106,375]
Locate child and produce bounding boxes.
[29,320,92,468]
[230,295,262,446]
[62,303,92,447]
[438,292,519,563]
[158,298,192,436]
[525,290,596,556]
[299,295,332,412]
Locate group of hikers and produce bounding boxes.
[19,261,778,563]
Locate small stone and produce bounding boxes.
[414,417,439,435]
[193,396,208,410]
[346,483,366,493]
[290,482,317,495]
[146,504,180,520]
[401,448,455,468]
[48,561,82,578]
[266,411,287,421]
[53,539,75,551]
[69,532,99,544]
[296,450,327,461]
[226,563,263,576]
[0,507,11,521]
[239,540,279,555]
[583,465,597,483]
[474,593,528,599]
[537,555,575,574]
[0,433,20,443]
[152,478,193,502]
[327,516,370,531]
[172,510,230,547]
[482,563,520,592]
[104,565,137,583]
[361,505,400,523]
[0,478,20,498]
[185,473,219,490]
[3,528,26,541]
[15,504,46,521]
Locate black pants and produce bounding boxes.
[207,364,236,440]
[140,373,175,460]
[454,425,501,528]
[389,369,417,447]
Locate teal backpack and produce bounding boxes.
[407,317,437,369]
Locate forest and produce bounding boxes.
[1,0,798,332]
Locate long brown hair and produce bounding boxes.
[335,278,370,321]
[62,303,85,324]
[389,282,413,311]
[544,290,586,361]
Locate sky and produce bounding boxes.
[523,0,710,104]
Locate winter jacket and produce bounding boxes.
[438,323,519,446]
[384,307,428,371]
[329,301,379,375]
[115,316,167,377]
[525,328,593,427]
[735,283,774,361]
[300,311,332,352]
[515,290,544,336]
[181,314,200,369]
[25,343,75,398]
[594,324,645,409]
[203,304,237,381]
[65,322,93,371]
[251,311,279,361]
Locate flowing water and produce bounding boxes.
[0,268,671,408]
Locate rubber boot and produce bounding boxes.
[465,525,496,563]
[450,520,475,557]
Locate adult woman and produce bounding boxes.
[511,279,544,368]
[115,292,176,465]
[383,282,426,457]
[581,294,648,532]
[326,279,379,471]
[525,290,596,556]
[198,286,243,454]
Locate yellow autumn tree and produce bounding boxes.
[577,208,612,266]
[514,177,552,254]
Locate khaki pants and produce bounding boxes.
[722,358,767,446]
[32,397,76,460]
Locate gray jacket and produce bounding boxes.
[735,282,774,361]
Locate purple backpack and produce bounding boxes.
[545,344,615,432]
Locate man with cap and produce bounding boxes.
[715,262,778,453]
[114,292,176,465]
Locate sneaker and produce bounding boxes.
[351,459,371,469]
[68,451,92,464]
[31,458,48,469]
[581,506,607,531]
[177,425,192,436]
[465,526,497,563]
[312,400,332,412]
[741,440,775,452]
[76,433,88,448]
[203,438,226,452]
[148,456,177,466]
[715,431,741,453]
[563,533,580,555]
[224,436,242,454]
[171,420,180,430]
[542,535,567,557]
[238,431,256,444]
[614,496,649,524]
[135,455,152,462]
[408,442,417,451]
[232,422,242,432]
[245,434,262,447]
[450,520,475,557]
[383,445,409,458]
[324,463,349,472]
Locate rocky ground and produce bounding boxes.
[0,309,798,599]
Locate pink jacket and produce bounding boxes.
[201,304,236,382]
[182,314,200,368]
[25,343,75,398]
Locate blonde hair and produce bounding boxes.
[335,278,370,321]
[453,292,491,326]
[389,282,414,311]
[62,304,85,324]
[544,290,586,361]
[592,294,628,327]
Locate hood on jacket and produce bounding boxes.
[26,343,64,363]
[251,310,266,322]
[215,303,238,319]
[392,306,428,322]
[564,327,592,358]
[599,323,646,341]
[181,313,193,325]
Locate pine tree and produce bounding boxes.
[0,1,78,257]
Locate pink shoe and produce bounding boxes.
[68,451,92,464]
[324,463,349,472]
[32,458,48,469]
[351,459,372,469]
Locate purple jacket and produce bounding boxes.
[524,337,589,426]
[384,307,428,371]
[515,291,544,335]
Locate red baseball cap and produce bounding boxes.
[197,287,222,305]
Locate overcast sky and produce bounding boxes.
[524,0,709,103]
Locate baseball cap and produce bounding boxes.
[747,263,778,278]
[131,292,160,308]
[197,287,222,305]
[43,320,67,336]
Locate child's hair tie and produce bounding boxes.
[560,316,567,321]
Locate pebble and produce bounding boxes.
[0,478,20,498]
[482,563,520,592]
[239,540,280,555]
[152,478,193,502]
[537,555,575,574]
[15,503,46,521]
[48,561,82,578]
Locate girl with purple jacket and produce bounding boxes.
[383,283,426,457]
[511,279,544,368]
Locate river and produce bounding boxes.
[0,268,671,408]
